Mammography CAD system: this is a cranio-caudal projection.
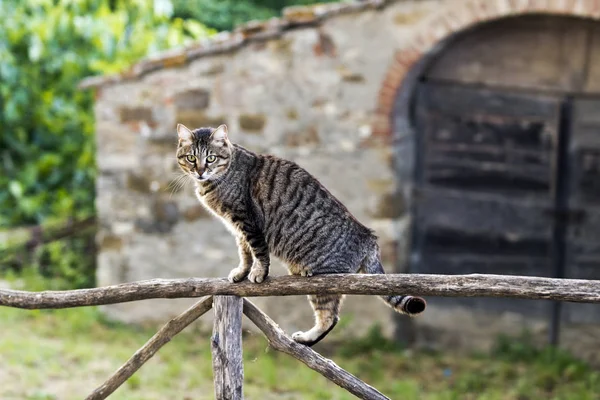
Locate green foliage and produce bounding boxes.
[172,0,276,32]
[492,331,593,382]
[2,231,95,290]
[38,235,96,289]
[172,0,341,32]
[0,218,98,288]
[0,0,212,287]
[0,0,212,228]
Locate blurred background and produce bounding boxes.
[1,0,600,399]
[0,0,339,290]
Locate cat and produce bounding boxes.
[175,123,426,346]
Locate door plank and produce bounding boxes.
[412,83,561,317]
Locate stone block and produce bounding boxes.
[394,9,429,25]
[175,111,227,129]
[267,38,293,56]
[284,126,320,147]
[286,108,299,120]
[182,204,210,222]
[97,152,137,173]
[204,62,225,76]
[96,250,128,287]
[340,70,365,83]
[369,192,406,219]
[119,106,156,126]
[313,31,336,57]
[135,197,180,234]
[380,239,398,267]
[366,178,394,195]
[174,89,211,110]
[283,5,318,24]
[238,114,267,132]
[98,234,124,251]
[126,172,152,193]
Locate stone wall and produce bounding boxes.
[92,0,440,339]
[88,0,600,363]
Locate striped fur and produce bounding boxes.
[176,124,426,346]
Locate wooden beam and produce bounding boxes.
[86,296,214,400]
[1,274,599,309]
[243,299,389,400]
[212,296,244,400]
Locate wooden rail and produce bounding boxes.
[1,273,599,399]
[2,273,600,309]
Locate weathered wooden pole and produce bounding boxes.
[211,295,244,400]
[4,274,600,309]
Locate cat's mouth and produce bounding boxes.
[192,172,207,181]
[197,173,214,182]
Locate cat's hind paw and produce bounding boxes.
[227,267,249,283]
[292,331,309,343]
[292,330,319,347]
[248,266,268,284]
[291,317,339,347]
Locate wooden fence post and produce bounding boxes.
[211,295,244,400]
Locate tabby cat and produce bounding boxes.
[176,123,426,346]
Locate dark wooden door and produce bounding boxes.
[405,14,600,346]
[564,98,600,323]
[412,82,562,316]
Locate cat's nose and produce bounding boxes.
[194,169,205,180]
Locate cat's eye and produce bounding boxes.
[206,155,217,163]
[186,155,196,163]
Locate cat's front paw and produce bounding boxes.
[248,266,268,284]
[227,267,249,283]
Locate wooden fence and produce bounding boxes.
[1,273,600,399]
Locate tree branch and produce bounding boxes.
[86,296,214,400]
[1,274,599,310]
[243,299,389,400]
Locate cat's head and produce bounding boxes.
[176,124,233,182]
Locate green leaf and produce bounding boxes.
[8,181,23,199]
[1,0,213,228]
[28,34,44,62]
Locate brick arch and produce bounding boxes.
[372,0,600,139]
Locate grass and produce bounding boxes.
[1,274,599,399]
[1,307,599,400]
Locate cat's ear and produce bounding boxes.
[177,123,194,143]
[210,124,229,144]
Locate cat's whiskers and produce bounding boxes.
[168,173,187,188]
[167,173,192,198]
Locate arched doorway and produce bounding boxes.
[407,15,600,342]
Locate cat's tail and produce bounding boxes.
[364,254,426,316]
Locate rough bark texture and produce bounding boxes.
[1,274,599,309]
[243,299,390,400]
[212,296,244,400]
[86,296,213,400]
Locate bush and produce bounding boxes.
[0,0,212,287]
[0,0,212,229]
[172,0,341,32]
[172,0,276,32]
